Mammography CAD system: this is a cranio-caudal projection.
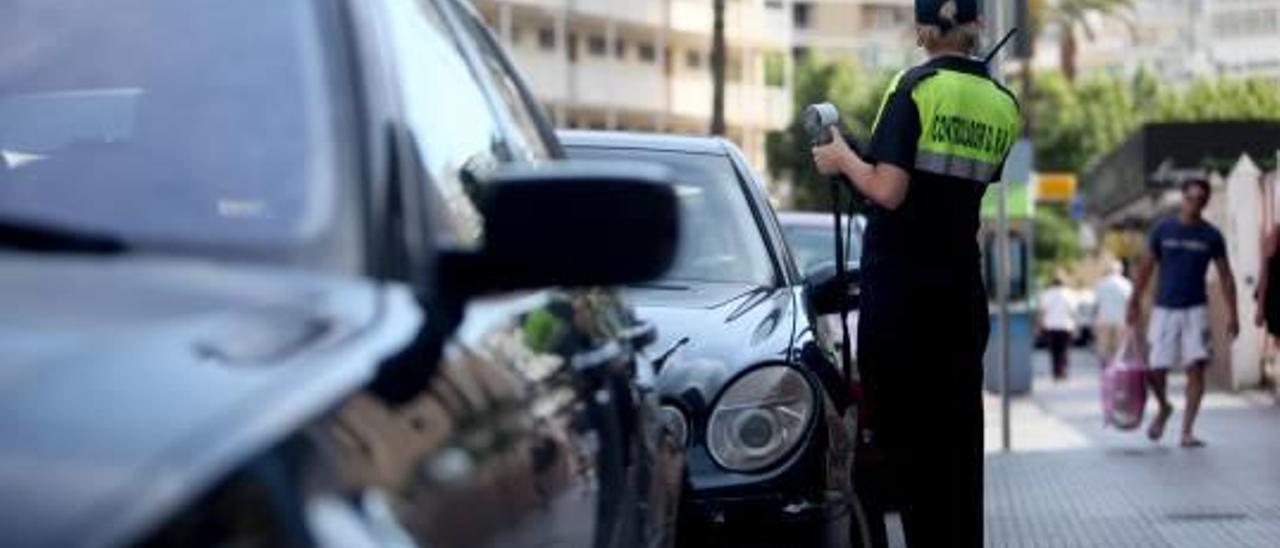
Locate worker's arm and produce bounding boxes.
[1216,256,1240,338]
[1126,253,1156,326]
[812,127,910,210]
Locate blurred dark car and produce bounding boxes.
[777,211,865,362]
[0,1,684,547]
[561,131,863,548]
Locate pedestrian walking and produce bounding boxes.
[810,1,1020,544]
[1127,179,1239,448]
[1039,275,1077,381]
[1255,226,1280,339]
[1094,260,1134,363]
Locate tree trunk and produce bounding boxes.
[1016,0,1034,137]
[1060,26,1078,82]
[710,0,727,136]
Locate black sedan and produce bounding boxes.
[561,131,864,548]
[0,1,682,547]
[777,211,866,364]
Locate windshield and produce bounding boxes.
[0,0,341,255]
[781,223,862,274]
[566,147,776,286]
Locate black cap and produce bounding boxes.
[916,0,980,31]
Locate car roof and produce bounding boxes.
[776,211,831,227]
[776,211,866,230]
[558,130,732,156]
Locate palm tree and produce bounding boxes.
[1033,0,1135,82]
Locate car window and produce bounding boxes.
[0,0,342,255]
[566,147,776,287]
[383,0,501,249]
[453,10,552,162]
[782,225,862,274]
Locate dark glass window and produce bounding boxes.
[638,42,657,63]
[588,35,607,56]
[566,147,776,286]
[0,0,343,255]
[794,2,812,29]
[538,27,556,50]
[686,50,703,69]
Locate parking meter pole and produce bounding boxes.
[990,0,1019,454]
[997,164,1011,453]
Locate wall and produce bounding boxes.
[1204,156,1271,390]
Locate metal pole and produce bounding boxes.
[998,159,1011,453]
[992,0,1017,453]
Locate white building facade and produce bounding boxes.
[473,0,794,169]
[1034,0,1280,83]
[790,0,918,70]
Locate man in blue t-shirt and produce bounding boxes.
[1127,179,1238,448]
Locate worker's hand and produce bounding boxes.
[1227,316,1240,339]
[1125,299,1141,327]
[812,126,857,176]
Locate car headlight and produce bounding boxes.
[659,405,689,447]
[707,365,815,472]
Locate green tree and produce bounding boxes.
[765,57,893,211]
[1029,71,1088,171]
[1029,70,1280,173]
[1033,204,1082,284]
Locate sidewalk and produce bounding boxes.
[983,350,1280,547]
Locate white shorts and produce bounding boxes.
[1147,306,1211,370]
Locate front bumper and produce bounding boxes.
[677,489,851,548]
[674,396,857,548]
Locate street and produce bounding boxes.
[984,350,1280,547]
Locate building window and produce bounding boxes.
[538,27,556,50]
[765,0,784,9]
[794,2,812,29]
[764,51,786,87]
[726,54,743,82]
[685,50,703,69]
[615,38,627,59]
[638,42,657,63]
[587,35,607,57]
[895,7,911,26]
[792,46,810,63]
[878,7,897,29]
[567,33,579,63]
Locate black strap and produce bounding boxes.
[891,65,940,99]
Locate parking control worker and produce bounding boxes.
[811,1,1020,545]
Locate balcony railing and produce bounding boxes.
[573,60,667,112]
[670,76,789,128]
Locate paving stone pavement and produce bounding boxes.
[983,350,1280,547]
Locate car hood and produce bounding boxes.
[627,281,799,414]
[0,252,423,548]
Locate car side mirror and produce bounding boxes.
[804,262,860,315]
[438,161,680,296]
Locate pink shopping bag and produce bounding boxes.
[1102,331,1147,430]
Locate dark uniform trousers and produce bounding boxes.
[856,268,988,548]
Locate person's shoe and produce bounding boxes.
[1147,405,1173,441]
[1180,435,1207,448]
